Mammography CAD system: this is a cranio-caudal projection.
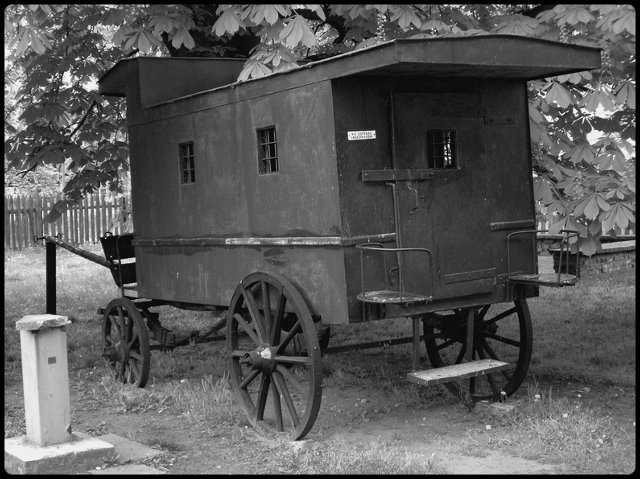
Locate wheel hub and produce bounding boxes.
[241,346,277,372]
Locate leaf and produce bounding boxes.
[248,5,281,25]
[171,27,195,49]
[304,4,326,21]
[578,236,599,257]
[569,143,595,164]
[279,15,316,49]
[388,5,421,30]
[493,14,540,36]
[545,83,572,108]
[615,82,635,109]
[237,59,272,82]
[213,8,242,36]
[612,11,635,35]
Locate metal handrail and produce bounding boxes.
[355,242,434,302]
[506,228,580,284]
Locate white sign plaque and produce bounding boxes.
[347,130,376,141]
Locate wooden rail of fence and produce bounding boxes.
[5,190,129,250]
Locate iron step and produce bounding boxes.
[407,359,510,386]
[357,289,432,304]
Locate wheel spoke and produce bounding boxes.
[485,333,520,348]
[129,351,143,361]
[240,368,260,390]
[480,339,512,382]
[242,287,266,341]
[272,370,299,428]
[261,281,272,338]
[436,337,457,351]
[128,359,141,379]
[271,381,284,432]
[270,290,286,346]
[454,344,466,364]
[276,319,301,354]
[484,306,517,326]
[256,374,270,421]
[478,304,491,321]
[274,355,312,366]
[233,313,261,346]
[275,365,304,393]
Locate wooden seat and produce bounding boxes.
[357,289,432,304]
[509,272,577,287]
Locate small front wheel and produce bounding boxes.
[227,272,322,440]
[102,298,150,387]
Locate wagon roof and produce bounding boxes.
[99,35,600,108]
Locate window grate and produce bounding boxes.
[179,141,195,184]
[426,129,457,169]
[257,126,278,175]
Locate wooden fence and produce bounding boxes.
[5,190,130,250]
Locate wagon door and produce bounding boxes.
[392,91,496,299]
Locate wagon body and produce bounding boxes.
[99,35,600,325]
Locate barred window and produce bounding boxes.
[426,129,457,169]
[257,126,278,175]
[179,141,195,184]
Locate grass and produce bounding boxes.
[3,247,636,473]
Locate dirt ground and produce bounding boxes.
[4,339,635,474]
[3,251,635,474]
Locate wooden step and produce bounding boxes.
[407,359,510,386]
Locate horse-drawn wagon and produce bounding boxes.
[43,35,600,439]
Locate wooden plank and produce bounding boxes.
[489,219,536,231]
[59,195,67,241]
[35,195,43,242]
[55,194,63,240]
[100,189,108,237]
[83,196,89,243]
[16,195,24,249]
[89,193,96,243]
[78,197,85,244]
[106,192,113,235]
[4,195,10,249]
[25,195,33,246]
[72,196,79,245]
[407,359,511,386]
[132,233,397,248]
[8,196,15,249]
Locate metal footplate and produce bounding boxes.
[509,272,577,287]
[407,359,510,386]
[357,290,431,304]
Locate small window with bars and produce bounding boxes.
[179,141,195,184]
[256,126,278,175]
[426,129,457,169]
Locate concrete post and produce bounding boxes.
[16,314,73,447]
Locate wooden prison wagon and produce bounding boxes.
[48,35,601,440]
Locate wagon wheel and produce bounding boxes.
[423,298,532,401]
[227,272,322,440]
[102,298,150,388]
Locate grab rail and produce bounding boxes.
[355,243,434,303]
[506,229,580,283]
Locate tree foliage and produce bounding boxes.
[4,4,635,250]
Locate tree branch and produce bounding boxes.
[68,100,97,139]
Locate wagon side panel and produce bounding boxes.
[130,81,350,323]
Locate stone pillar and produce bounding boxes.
[16,314,73,447]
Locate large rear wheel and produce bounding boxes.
[227,272,322,440]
